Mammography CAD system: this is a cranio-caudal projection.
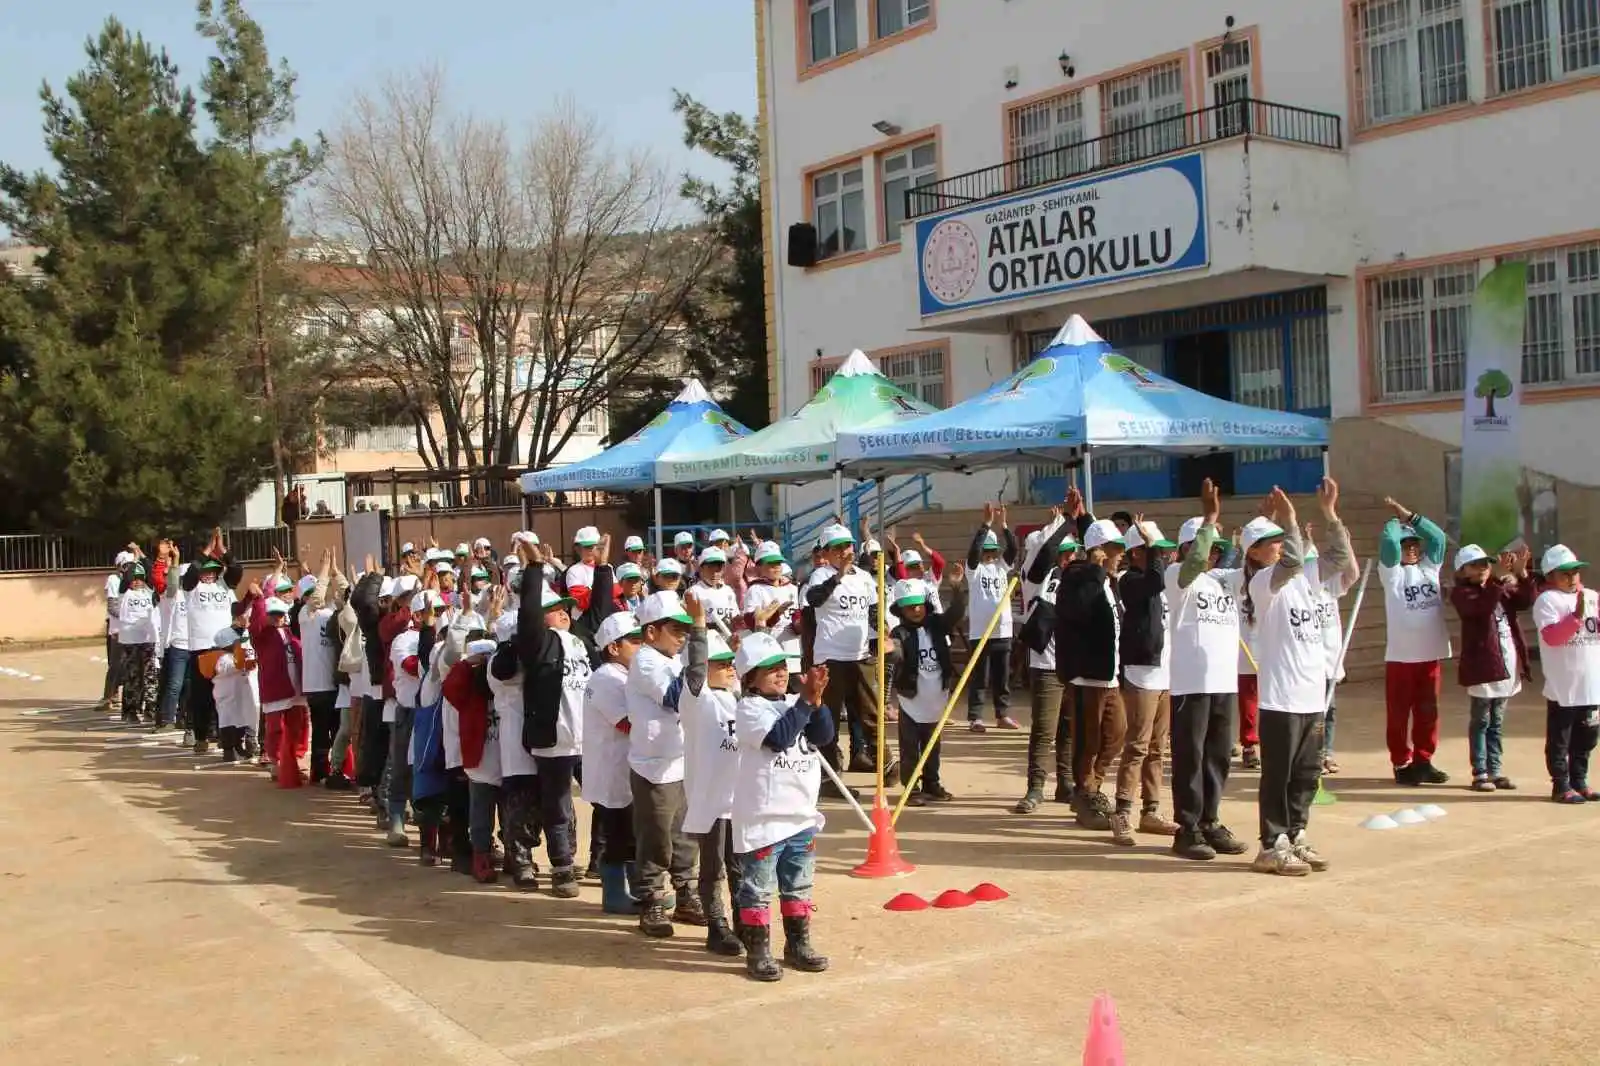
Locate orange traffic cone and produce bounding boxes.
[1082,992,1126,1066]
[850,798,915,878]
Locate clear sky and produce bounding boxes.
[0,0,757,191]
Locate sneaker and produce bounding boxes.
[550,867,581,899]
[181,730,195,747]
[846,751,874,774]
[1202,824,1250,856]
[194,739,211,755]
[922,784,955,803]
[1109,810,1136,847]
[639,901,675,938]
[673,893,708,927]
[821,778,863,804]
[471,851,498,884]
[1471,776,1496,793]
[511,863,540,889]
[1493,776,1517,791]
[1011,788,1044,814]
[1171,828,1217,861]
[1413,759,1450,785]
[996,716,1021,730]
[1290,830,1329,872]
[1230,742,1243,759]
[904,790,928,808]
[1252,834,1311,876]
[1138,810,1180,836]
[1241,745,1261,770]
[968,719,987,734]
[1394,763,1423,786]
[1554,788,1587,804]
[882,760,901,789]
[239,735,257,759]
[1581,788,1600,802]
[1074,794,1111,832]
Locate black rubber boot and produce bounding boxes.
[740,922,782,981]
[781,914,830,972]
[704,915,743,957]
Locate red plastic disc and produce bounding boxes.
[884,892,930,912]
[931,889,975,909]
[968,882,1010,902]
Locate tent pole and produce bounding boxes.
[1321,446,1330,480]
[875,478,885,536]
[833,469,843,519]
[653,487,664,560]
[1082,446,1096,514]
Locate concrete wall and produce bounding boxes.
[0,572,111,644]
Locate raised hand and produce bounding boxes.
[947,561,966,585]
[982,501,996,526]
[486,585,507,617]
[1317,477,1340,519]
[598,533,612,566]
[998,505,1009,529]
[1382,496,1409,520]
[1200,477,1221,524]
[801,665,829,705]
[1269,486,1296,525]
[913,532,930,549]
[684,588,705,626]
[1064,486,1085,519]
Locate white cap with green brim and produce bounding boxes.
[901,549,924,568]
[1083,519,1125,550]
[755,541,785,564]
[699,546,727,566]
[1240,517,1286,552]
[735,631,790,675]
[466,638,498,658]
[674,531,696,547]
[1542,544,1588,573]
[636,590,692,627]
[616,562,644,581]
[820,523,854,549]
[706,631,736,662]
[574,526,601,547]
[470,567,490,581]
[265,597,291,615]
[1124,523,1177,550]
[981,531,1000,551]
[657,558,684,577]
[709,529,732,544]
[1396,523,1420,541]
[1454,544,1488,571]
[540,585,576,611]
[624,535,645,552]
[1178,517,1206,546]
[892,578,926,607]
[1057,535,1079,553]
[596,612,642,648]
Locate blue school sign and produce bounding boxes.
[914,152,1209,317]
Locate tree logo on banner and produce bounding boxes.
[702,410,743,437]
[986,356,1056,404]
[872,383,926,417]
[1100,353,1166,389]
[1473,368,1513,426]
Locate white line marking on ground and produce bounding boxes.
[498,818,1587,1058]
[71,772,521,1066]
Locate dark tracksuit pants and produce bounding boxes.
[1257,708,1324,847]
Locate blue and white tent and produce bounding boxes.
[518,380,751,493]
[835,315,1328,477]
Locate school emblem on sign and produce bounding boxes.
[922,219,981,304]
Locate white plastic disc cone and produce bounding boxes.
[1392,808,1428,826]
[1417,804,1448,820]
[1361,814,1400,830]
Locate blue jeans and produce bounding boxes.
[386,704,416,818]
[158,647,190,726]
[1469,696,1507,777]
[735,828,816,924]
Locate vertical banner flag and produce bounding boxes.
[1460,262,1527,552]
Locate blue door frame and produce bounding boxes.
[1090,311,1329,503]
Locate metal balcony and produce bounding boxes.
[907,98,1343,222]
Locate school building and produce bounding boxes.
[753,0,1600,541]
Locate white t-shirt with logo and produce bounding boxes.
[732,693,825,853]
[807,565,877,663]
[581,661,632,809]
[1306,559,1355,685]
[390,629,424,708]
[487,668,537,778]
[745,581,802,670]
[1380,559,1452,663]
[186,579,236,651]
[899,631,949,724]
[105,572,123,637]
[682,684,740,834]
[1026,568,1063,672]
[1071,576,1120,690]
[1165,563,1243,697]
[968,559,1014,641]
[565,561,595,593]
[299,604,338,693]
[1249,567,1326,714]
[1122,585,1170,692]
[531,630,589,758]
[160,576,190,653]
[691,581,741,633]
[1533,588,1600,707]
[626,645,686,784]
[117,586,160,645]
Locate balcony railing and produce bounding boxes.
[907,98,1343,222]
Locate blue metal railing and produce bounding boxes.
[779,475,932,559]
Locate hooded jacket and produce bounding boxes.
[1450,575,1537,688]
[498,561,614,753]
[1054,556,1121,685]
[248,594,302,705]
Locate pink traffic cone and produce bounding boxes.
[1082,992,1126,1066]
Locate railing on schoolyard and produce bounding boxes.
[0,527,293,575]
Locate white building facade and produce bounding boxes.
[757,0,1600,513]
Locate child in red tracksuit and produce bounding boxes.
[248,585,309,787]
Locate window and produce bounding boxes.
[1488,0,1600,95]
[879,141,937,239]
[875,0,929,39]
[808,0,858,65]
[1368,263,1476,400]
[812,164,865,259]
[1353,0,1468,126]
[880,345,946,406]
[1102,60,1187,166]
[575,405,604,436]
[1202,36,1254,138]
[1502,241,1600,384]
[1007,91,1088,190]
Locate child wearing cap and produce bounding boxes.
[1015,490,1088,813]
[566,527,603,612]
[615,562,648,612]
[680,592,746,957]
[1450,543,1534,792]
[731,635,835,982]
[1378,496,1453,786]
[1244,481,1350,876]
[116,557,162,725]
[389,589,444,836]
[443,610,507,883]
[1532,544,1600,803]
[1165,479,1249,861]
[744,542,803,684]
[965,503,1020,732]
[486,602,544,887]
[180,533,244,753]
[1304,524,1361,775]
[584,610,645,911]
[1111,517,1181,846]
[210,614,261,762]
[691,546,741,635]
[889,578,963,805]
[672,530,698,568]
[627,588,702,937]
[249,581,309,787]
[1055,513,1128,831]
[405,590,456,866]
[652,558,686,594]
[297,550,347,784]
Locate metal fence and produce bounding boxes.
[0,526,293,575]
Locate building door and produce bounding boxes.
[1168,330,1234,496]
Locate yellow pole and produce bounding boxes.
[874,543,888,805]
[892,575,1019,827]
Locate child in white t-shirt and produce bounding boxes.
[964,503,1020,732]
[731,634,835,982]
[583,611,644,912]
[1532,545,1600,803]
[1378,497,1452,785]
[1449,544,1534,792]
[1304,524,1361,775]
[681,594,744,958]
[889,579,958,806]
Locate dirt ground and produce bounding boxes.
[2,644,1596,1066]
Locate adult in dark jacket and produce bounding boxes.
[1449,543,1535,791]
[1110,518,1180,845]
[349,569,389,794]
[180,529,245,753]
[1053,516,1128,830]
